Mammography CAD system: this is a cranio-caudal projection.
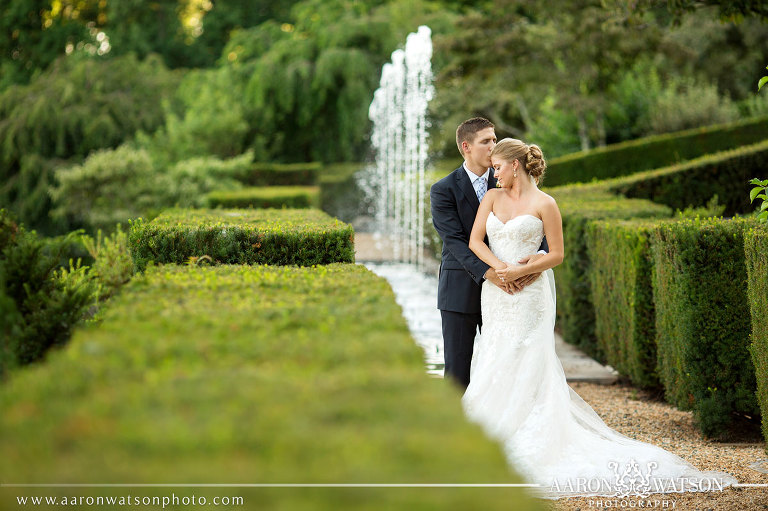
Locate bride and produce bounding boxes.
[464,138,736,499]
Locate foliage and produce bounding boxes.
[223,0,454,162]
[609,138,768,216]
[749,178,768,222]
[0,0,96,88]
[613,0,768,22]
[162,153,251,208]
[80,225,135,301]
[0,54,180,233]
[128,208,354,271]
[650,217,758,438]
[206,186,320,209]
[137,67,250,164]
[644,77,739,134]
[50,146,252,233]
[0,54,178,170]
[0,210,97,378]
[0,264,542,508]
[433,3,768,156]
[548,186,671,359]
[745,225,768,451]
[544,115,768,187]
[586,220,660,388]
[759,65,768,92]
[50,145,161,234]
[241,162,321,186]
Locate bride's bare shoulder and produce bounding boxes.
[535,189,558,207]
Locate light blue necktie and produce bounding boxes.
[475,176,487,203]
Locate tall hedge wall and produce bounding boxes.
[586,220,660,389]
[745,225,768,451]
[239,162,321,186]
[651,217,758,438]
[609,139,768,216]
[549,187,671,359]
[0,264,541,510]
[545,115,768,187]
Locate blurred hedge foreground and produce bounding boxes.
[0,208,541,509]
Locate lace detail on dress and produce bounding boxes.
[461,211,736,499]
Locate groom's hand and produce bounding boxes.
[512,254,544,291]
[484,267,514,294]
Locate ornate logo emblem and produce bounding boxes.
[608,459,659,498]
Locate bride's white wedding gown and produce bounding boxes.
[462,212,737,499]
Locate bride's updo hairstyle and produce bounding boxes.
[490,138,547,185]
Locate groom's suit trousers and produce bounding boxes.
[430,166,493,390]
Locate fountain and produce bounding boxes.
[362,25,434,269]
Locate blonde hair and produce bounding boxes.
[490,138,546,185]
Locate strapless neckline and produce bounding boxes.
[489,211,542,226]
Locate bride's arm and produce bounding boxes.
[496,196,564,281]
[469,191,506,270]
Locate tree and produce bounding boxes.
[0,0,99,88]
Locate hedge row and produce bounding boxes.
[549,187,671,359]
[0,264,540,509]
[651,217,758,438]
[128,208,354,271]
[545,115,768,187]
[609,138,768,217]
[585,220,659,389]
[746,225,768,449]
[206,186,320,209]
[239,162,321,186]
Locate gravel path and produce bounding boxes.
[544,382,768,511]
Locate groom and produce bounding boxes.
[430,117,546,389]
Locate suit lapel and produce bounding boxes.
[456,167,480,210]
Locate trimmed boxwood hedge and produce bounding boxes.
[651,217,759,438]
[745,225,768,451]
[206,186,320,209]
[586,220,660,389]
[608,139,768,217]
[545,115,768,187]
[240,162,321,186]
[0,264,541,509]
[128,208,354,271]
[549,186,671,359]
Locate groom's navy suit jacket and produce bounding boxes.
[430,166,496,314]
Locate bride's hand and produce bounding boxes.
[496,265,522,283]
[512,254,544,290]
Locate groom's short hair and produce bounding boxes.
[456,117,494,156]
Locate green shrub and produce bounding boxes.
[80,225,135,301]
[746,225,768,451]
[206,186,320,209]
[0,55,180,234]
[50,145,161,233]
[586,220,660,388]
[549,186,671,359]
[651,217,759,438]
[128,208,354,271]
[50,147,252,233]
[0,264,542,509]
[610,139,768,217]
[0,211,97,377]
[241,162,322,186]
[137,67,250,164]
[544,116,768,187]
[645,77,740,134]
[162,152,251,207]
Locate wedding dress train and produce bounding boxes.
[462,212,737,499]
